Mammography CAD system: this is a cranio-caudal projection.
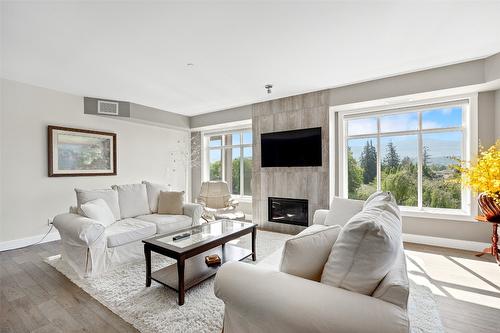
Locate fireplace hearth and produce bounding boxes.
[268,197,308,227]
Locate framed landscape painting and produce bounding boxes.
[48,126,117,177]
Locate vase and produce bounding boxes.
[478,193,500,222]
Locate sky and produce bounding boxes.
[349,132,462,165]
[209,131,252,162]
[348,107,463,165]
[347,107,462,136]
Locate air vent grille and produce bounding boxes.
[98,100,119,115]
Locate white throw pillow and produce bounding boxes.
[321,193,402,295]
[79,198,115,227]
[280,224,341,281]
[142,181,169,213]
[363,191,401,219]
[323,197,364,227]
[75,188,121,221]
[112,183,151,219]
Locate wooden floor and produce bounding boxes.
[1,241,499,333]
[0,241,138,333]
[404,243,500,333]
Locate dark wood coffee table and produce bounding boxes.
[143,220,257,305]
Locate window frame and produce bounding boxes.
[336,94,478,220]
[202,127,253,200]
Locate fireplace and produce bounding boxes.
[268,197,308,226]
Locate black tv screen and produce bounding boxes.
[261,127,322,167]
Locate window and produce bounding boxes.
[205,129,252,197]
[340,98,474,214]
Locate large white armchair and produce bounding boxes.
[196,181,245,221]
[214,194,410,333]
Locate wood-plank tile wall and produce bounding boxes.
[251,90,330,234]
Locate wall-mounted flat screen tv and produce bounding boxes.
[261,127,322,167]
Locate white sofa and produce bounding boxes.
[53,182,202,277]
[214,194,410,333]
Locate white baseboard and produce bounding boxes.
[403,233,489,252]
[0,230,60,251]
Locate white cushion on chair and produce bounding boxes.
[198,181,232,209]
[79,199,115,227]
[321,192,402,295]
[105,218,156,248]
[280,224,341,281]
[76,188,121,221]
[142,181,169,213]
[112,183,151,219]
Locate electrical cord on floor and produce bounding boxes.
[6,223,55,251]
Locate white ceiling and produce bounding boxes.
[2,1,500,116]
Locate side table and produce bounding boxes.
[475,215,500,265]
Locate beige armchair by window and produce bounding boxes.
[197,181,245,221]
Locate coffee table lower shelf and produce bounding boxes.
[151,244,252,292]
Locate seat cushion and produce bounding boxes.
[321,192,402,295]
[112,184,151,219]
[79,198,115,227]
[105,218,156,248]
[142,181,169,213]
[136,214,192,234]
[214,210,245,220]
[75,188,121,221]
[280,224,341,281]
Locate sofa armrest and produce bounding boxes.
[227,197,239,207]
[183,203,203,225]
[312,209,329,225]
[52,213,105,247]
[214,262,409,333]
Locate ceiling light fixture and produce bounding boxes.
[187,63,194,67]
[265,84,273,94]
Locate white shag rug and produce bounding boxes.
[46,230,443,333]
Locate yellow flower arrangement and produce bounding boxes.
[456,139,500,204]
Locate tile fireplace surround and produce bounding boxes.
[251,90,330,234]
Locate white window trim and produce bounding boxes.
[201,127,253,200]
[334,93,478,221]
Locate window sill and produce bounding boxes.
[400,207,475,222]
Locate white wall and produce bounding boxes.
[0,80,4,242]
[0,79,190,243]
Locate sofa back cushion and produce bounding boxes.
[280,224,341,281]
[75,188,121,221]
[79,198,115,227]
[323,197,364,227]
[158,191,184,215]
[112,184,150,219]
[142,181,169,213]
[321,192,402,295]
